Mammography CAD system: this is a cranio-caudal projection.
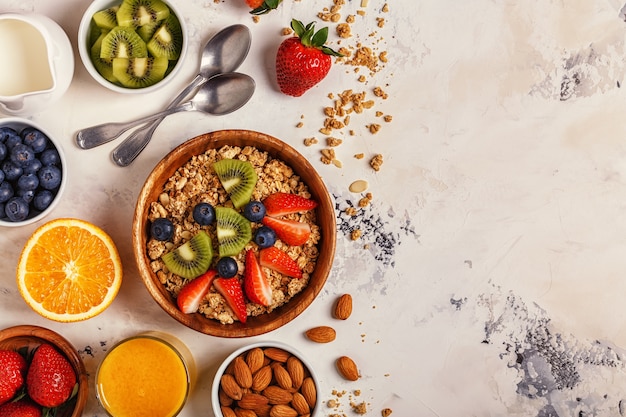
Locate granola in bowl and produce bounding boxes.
[133,130,336,337]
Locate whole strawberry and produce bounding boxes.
[0,350,27,406]
[276,19,342,97]
[245,0,282,15]
[26,344,76,408]
[0,399,42,417]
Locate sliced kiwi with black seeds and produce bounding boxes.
[162,231,213,279]
[213,159,258,209]
[216,207,252,258]
[92,6,119,30]
[137,19,162,43]
[100,26,147,59]
[91,34,117,83]
[147,14,183,60]
[112,56,168,88]
[117,0,171,28]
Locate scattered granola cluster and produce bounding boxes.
[326,389,393,416]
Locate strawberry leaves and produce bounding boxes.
[290,19,343,57]
[249,0,283,15]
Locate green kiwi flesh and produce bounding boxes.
[90,34,117,83]
[112,56,168,88]
[147,14,183,60]
[213,159,258,209]
[100,26,148,59]
[162,231,213,279]
[216,207,252,258]
[117,0,171,27]
[92,6,119,30]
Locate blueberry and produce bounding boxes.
[0,143,6,161]
[0,181,14,203]
[40,148,60,166]
[5,197,29,222]
[21,128,48,153]
[217,257,238,278]
[22,158,42,175]
[17,173,39,191]
[192,202,215,226]
[11,144,35,167]
[2,160,23,181]
[0,127,20,148]
[17,189,35,203]
[254,226,277,249]
[243,201,266,222]
[38,165,62,190]
[33,190,54,212]
[150,217,174,241]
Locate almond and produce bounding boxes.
[334,293,353,320]
[238,392,269,410]
[271,362,293,390]
[300,377,317,408]
[304,325,336,343]
[291,392,310,415]
[269,404,298,417]
[336,356,359,381]
[221,406,237,417]
[234,408,257,417]
[221,373,243,400]
[219,387,234,407]
[262,385,293,405]
[251,364,273,392]
[264,347,290,362]
[233,356,253,389]
[254,403,272,417]
[286,356,304,389]
[246,347,265,374]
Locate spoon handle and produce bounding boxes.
[111,74,207,167]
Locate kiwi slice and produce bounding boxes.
[216,207,252,258]
[117,0,171,28]
[162,231,213,279]
[92,6,119,30]
[90,34,117,83]
[100,26,148,59]
[112,56,168,88]
[137,19,162,43]
[213,159,258,209]
[147,14,183,60]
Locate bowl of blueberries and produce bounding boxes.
[0,117,66,226]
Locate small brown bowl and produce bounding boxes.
[132,130,336,337]
[0,325,88,417]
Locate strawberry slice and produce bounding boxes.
[262,192,318,217]
[176,270,218,314]
[244,250,272,306]
[259,247,303,279]
[261,216,311,246]
[213,277,248,323]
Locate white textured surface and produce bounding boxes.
[3,0,626,416]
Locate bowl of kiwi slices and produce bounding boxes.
[132,129,337,337]
[78,0,187,93]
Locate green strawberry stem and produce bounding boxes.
[250,0,283,15]
[290,19,343,57]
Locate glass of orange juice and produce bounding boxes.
[96,331,195,417]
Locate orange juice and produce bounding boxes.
[96,334,192,417]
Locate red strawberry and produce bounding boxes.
[276,19,343,97]
[262,192,318,217]
[246,0,282,15]
[259,247,303,279]
[261,216,311,246]
[0,400,41,417]
[214,277,248,323]
[243,250,272,306]
[0,350,27,405]
[177,270,218,314]
[27,344,76,408]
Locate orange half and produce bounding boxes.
[16,218,123,322]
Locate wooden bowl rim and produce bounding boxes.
[132,129,336,337]
[0,325,89,417]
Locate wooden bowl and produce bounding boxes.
[132,130,336,337]
[0,325,88,417]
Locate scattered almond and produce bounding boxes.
[221,374,243,400]
[349,180,369,193]
[233,356,253,389]
[305,325,337,343]
[269,404,298,417]
[334,293,353,320]
[336,356,360,381]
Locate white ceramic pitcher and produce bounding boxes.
[0,13,74,116]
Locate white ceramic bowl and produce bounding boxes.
[0,117,67,227]
[211,341,321,417]
[77,0,188,94]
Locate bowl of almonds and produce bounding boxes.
[212,341,319,417]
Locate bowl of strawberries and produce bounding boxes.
[132,129,336,337]
[0,325,88,417]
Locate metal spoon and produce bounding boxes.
[75,24,251,152]
[74,73,255,143]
